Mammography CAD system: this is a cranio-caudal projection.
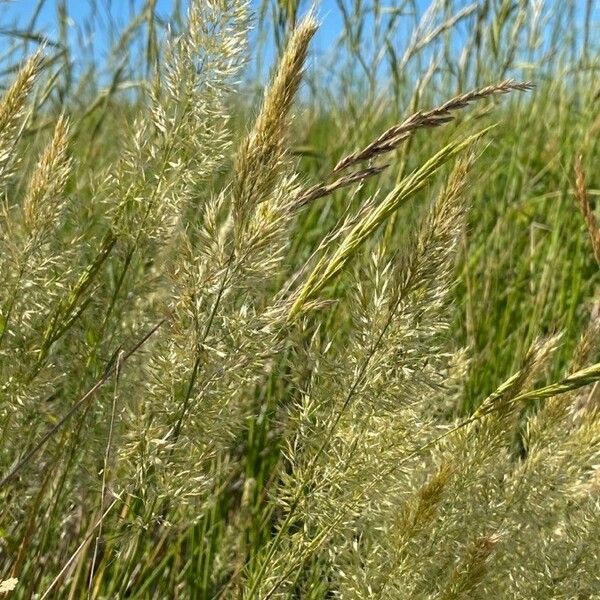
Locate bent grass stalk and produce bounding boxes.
[288,126,494,319]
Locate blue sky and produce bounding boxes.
[0,1,367,59]
[0,1,347,78]
[1,1,596,50]
[0,1,342,47]
[0,1,597,84]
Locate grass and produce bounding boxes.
[0,0,599,598]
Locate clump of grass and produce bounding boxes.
[0,1,599,598]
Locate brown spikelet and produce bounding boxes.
[292,80,531,211]
[395,462,454,538]
[294,164,388,207]
[333,80,533,173]
[233,13,317,228]
[439,534,500,599]
[574,156,600,265]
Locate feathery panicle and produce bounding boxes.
[108,0,249,242]
[233,12,317,231]
[157,0,249,189]
[0,51,44,185]
[246,156,477,598]
[22,115,71,236]
[0,52,43,133]
[569,303,600,421]
[0,115,71,386]
[403,155,474,291]
[116,7,311,516]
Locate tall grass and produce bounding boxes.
[0,1,599,597]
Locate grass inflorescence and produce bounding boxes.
[0,1,599,598]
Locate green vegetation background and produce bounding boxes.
[0,0,598,597]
